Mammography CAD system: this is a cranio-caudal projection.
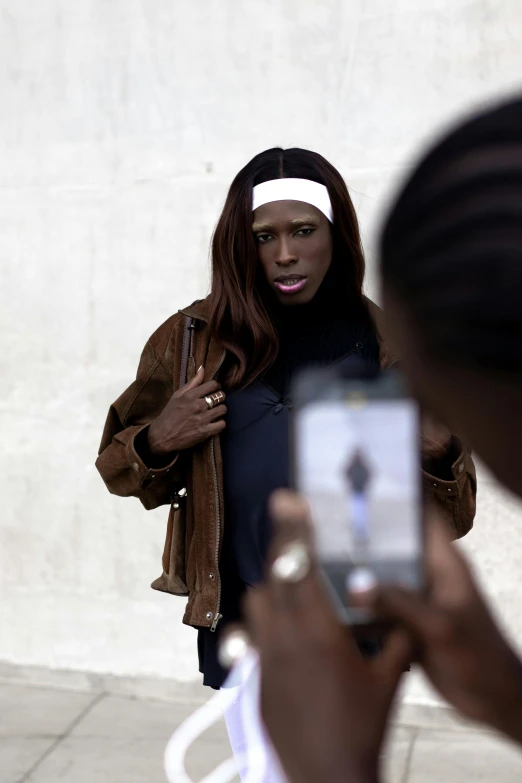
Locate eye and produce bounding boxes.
[295,227,315,237]
[255,233,274,244]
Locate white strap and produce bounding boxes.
[164,650,284,783]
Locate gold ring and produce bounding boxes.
[205,395,215,410]
[211,391,225,406]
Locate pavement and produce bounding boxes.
[2,676,522,783]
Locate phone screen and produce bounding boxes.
[293,372,423,624]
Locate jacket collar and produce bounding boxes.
[180,294,398,369]
[180,298,211,322]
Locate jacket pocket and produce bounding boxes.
[151,489,190,596]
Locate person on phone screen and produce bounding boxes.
[345,448,373,580]
[245,96,522,783]
[95,147,476,772]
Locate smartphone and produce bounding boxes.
[291,366,424,625]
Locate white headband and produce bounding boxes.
[252,178,333,223]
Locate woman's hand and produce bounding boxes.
[365,513,522,744]
[147,366,227,455]
[244,490,412,783]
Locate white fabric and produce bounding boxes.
[164,650,287,783]
[252,178,333,223]
[223,658,287,783]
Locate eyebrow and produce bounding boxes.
[252,215,319,232]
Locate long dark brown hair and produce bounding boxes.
[209,147,366,388]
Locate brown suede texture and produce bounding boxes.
[96,296,477,629]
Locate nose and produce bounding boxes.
[275,235,298,267]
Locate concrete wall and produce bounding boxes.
[1,0,522,703]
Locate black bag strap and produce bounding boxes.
[179,316,195,388]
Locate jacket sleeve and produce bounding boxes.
[378,353,477,540]
[422,439,477,539]
[95,318,185,511]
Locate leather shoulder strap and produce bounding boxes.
[179,316,195,388]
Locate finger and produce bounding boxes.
[267,490,348,637]
[196,395,227,414]
[243,586,276,649]
[201,403,227,422]
[187,380,222,399]
[375,586,442,641]
[424,510,476,603]
[268,489,314,551]
[267,490,315,576]
[244,584,308,669]
[204,419,227,437]
[176,365,205,396]
[374,627,415,684]
[347,575,378,607]
[246,528,323,658]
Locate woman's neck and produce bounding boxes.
[269,263,362,335]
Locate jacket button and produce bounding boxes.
[173,503,180,510]
[206,612,213,620]
[132,462,140,472]
[209,573,215,580]
[447,488,452,492]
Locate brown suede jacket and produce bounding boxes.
[96,296,477,630]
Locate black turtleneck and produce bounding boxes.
[263,263,379,397]
[197,264,381,690]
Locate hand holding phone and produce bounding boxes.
[291,368,424,625]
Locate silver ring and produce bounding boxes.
[271,541,311,583]
[205,395,215,410]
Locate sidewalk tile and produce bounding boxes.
[0,737,56,783]
[71,693,201,741]
[408,730,522,783]
[383,727,415,782]
[0,683,96,737]
[185,719,236,781]
[24,737,170,783]
[25,729,240,783]
[34,692,234,782]
[396,702,493,734]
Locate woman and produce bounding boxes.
[96,147,476,691]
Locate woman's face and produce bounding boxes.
[253,200,333,305]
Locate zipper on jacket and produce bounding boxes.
[209,350,226,632]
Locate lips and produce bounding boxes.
[274,275,308,294]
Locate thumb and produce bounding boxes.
[375,586,440,641]
[176,365,204,396]
[375,627,414,684]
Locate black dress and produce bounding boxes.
[197,278,380,688]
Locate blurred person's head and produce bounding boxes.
[209,147,366,387]
[380,96,522,496]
